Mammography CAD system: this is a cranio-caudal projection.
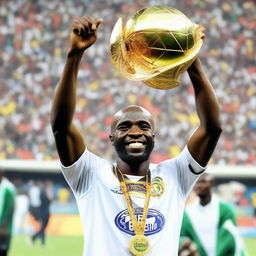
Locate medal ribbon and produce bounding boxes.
[114,166,151,235]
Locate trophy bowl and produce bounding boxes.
[110,6,203,89]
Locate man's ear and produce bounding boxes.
[109,134,114,145]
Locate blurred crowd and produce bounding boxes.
[0,0,255,164]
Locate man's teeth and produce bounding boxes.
[128,142,143,148]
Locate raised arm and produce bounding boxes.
[50,16,102,166]
[187,58,222,167]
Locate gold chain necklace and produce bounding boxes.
[114,166,151,255]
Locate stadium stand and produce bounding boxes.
[0,0,255,165]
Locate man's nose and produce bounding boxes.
[128,125,142,136]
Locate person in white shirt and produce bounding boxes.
[28,181,41,222]
[50,16,222,256]
[13,187,29,234]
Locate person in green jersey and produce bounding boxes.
[179,173,248,256]
[0,169,16,256]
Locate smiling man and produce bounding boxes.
[109,105,155,175]
[51,16,222,256]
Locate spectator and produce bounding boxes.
[13,186,29,234]
[28,180,41,222]
[31,182,52,246]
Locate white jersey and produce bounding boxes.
[185,195,219,256]
[60,146,204,256]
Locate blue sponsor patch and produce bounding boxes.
[115,208,165,236]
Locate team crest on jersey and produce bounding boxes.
[151,177,165,197]
[115,208,165,236]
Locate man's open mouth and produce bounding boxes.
[126,141,145,149]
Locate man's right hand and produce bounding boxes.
[69,16,102,54]
[178,239,199,256]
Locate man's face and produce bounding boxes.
[110,107,155,164]
[194,174,213,197]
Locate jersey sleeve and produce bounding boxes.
[60,148,108,199]
[175,145,206,197]
[219,201,237,227]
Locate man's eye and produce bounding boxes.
[140,124,150,130]
[118,125,129,131]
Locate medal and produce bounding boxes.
[129,235,150,256]
[114,166,152,255]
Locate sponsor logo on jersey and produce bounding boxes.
[115,208,165,236]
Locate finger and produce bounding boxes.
[91,24,97,30]
[95,18,103,29]
[179,249,190,256]
[72,19,85,35]
[198,25,206,34]
[200,31,206,39]
[77,16,92,34]
[73,25,83,35]
[86,17,101,32]
[189,243,197,252]
[201,25,206,32]
[86,17,103,31]
[194,24,206,40]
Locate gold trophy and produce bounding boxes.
[110,6,203,89]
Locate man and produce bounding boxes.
[0,169,16,256]
[179,173,248,256]
[28,180,41,222]
[13,186,29,234]
[50,16,222,255]
[31,182,52,246]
